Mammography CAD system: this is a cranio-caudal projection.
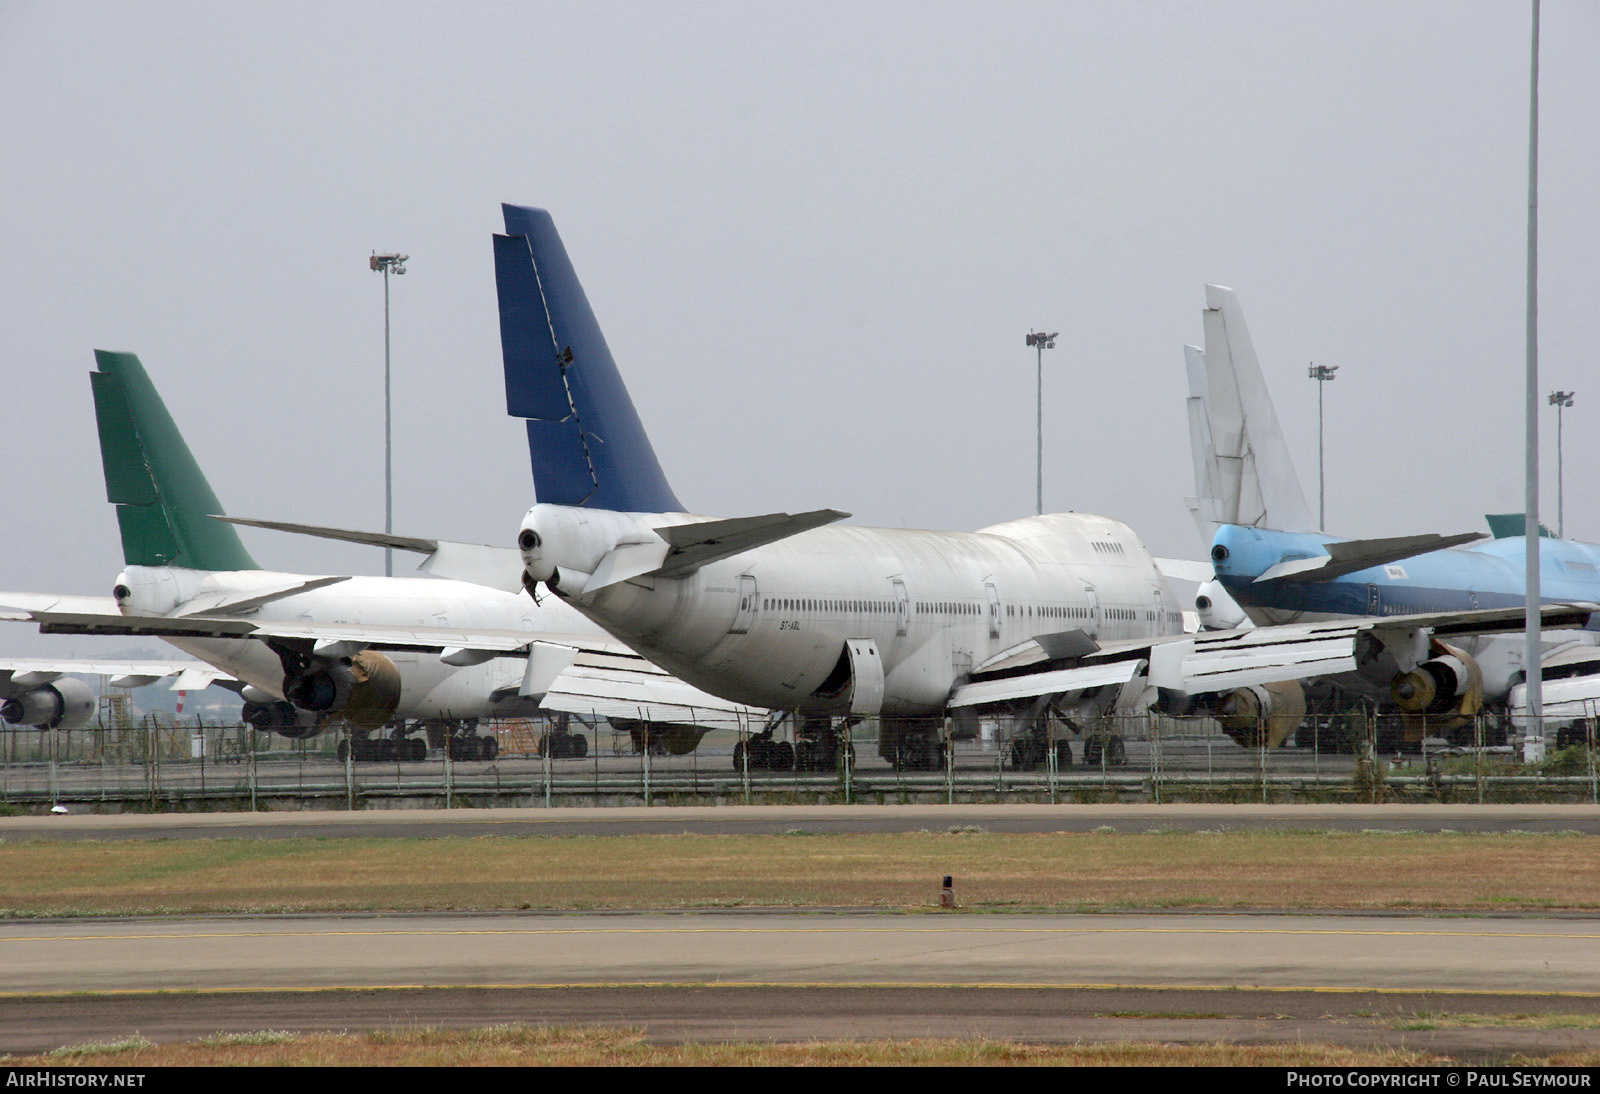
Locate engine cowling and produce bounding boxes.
[1390,641,1482,730]
[1,678,97,731]
[1212,680,1306,749]
[241,698,322,739]
[283,650,402,730]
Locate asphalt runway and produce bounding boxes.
[4,802,1600,841]
[3,911,1599,1058]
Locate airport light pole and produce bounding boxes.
[1523,0,1542,760]
[1026,330,1057,515]
[1548,390,1573,538]
[370,252,408,577]
[1307,363,1339,532]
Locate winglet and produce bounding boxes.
[495,205,685,513]
[91,351,259,571]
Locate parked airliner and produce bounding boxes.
[1185,283,1600,750]
[0,352,760,761]
[487,205,1583,765]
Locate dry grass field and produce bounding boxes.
[2,829,1597,916]
[0,1026,1508,1067]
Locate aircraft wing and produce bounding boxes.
[0,593,126,620]
[952,603,1600,707]
[7,601,633,659]
[538,649,768,724]
[0,659,235,694]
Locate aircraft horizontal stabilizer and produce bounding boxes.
[1155,557,1215,583]
[175,575,350,616]
[217,517,527,592]
[652,510,849,578]
[1253,532,1488,584]
[577,510,848,594]
[216,516,437,554]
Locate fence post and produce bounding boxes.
[1047,722,1058,805]
[842,719,853,805]
[1584,708,1597,806]
[343,727,355,811]
[48,726,59,810]
[1149,715,1161,805]
[642,707,652,807]
[945,720,954,805]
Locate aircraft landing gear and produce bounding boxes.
[794,716,851,772]
[538,723,589,759]
[1081,734,1127,767]
[1006,708,1074,771]
[733,733,795,771]
[1007,734,1072,771]
[338,727,427,763]
[880,719,943,771]
[446,722,498,761]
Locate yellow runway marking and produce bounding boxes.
[2,981,1599,1000]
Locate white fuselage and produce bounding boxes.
[520,505,1183,714]
[114,564,598,720]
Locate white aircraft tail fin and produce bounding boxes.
[1191,285,1317,537]
[1183,343,1224,545]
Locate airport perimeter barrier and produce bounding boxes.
[2,708,1598,812]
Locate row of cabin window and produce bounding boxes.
[754,599,1149,623]
[764,598,899,613]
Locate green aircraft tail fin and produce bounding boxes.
[91,350,259,571]
[1484,513,1557,540]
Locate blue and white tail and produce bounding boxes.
[1184,285,1316,540]
[494,205,684,513]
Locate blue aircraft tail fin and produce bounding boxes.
[494,205,684,513]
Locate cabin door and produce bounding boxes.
[730,574,759,634]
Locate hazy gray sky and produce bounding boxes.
[3,2,1597,656]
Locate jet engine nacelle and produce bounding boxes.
[1212,680,1306,749]
[241,698,322,739]
[0,677,96,731]
[1389,642,1483,724]
[283,650,402,730]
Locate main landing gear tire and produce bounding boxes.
[448,734,497,761]
[1083,735,1127,767]
[540,733,588,760]
[733,737,795,771]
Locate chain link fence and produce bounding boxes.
[4,709,1598,812]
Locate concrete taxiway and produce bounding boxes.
[4,911,1598,996]
[3,910,1599,1058]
